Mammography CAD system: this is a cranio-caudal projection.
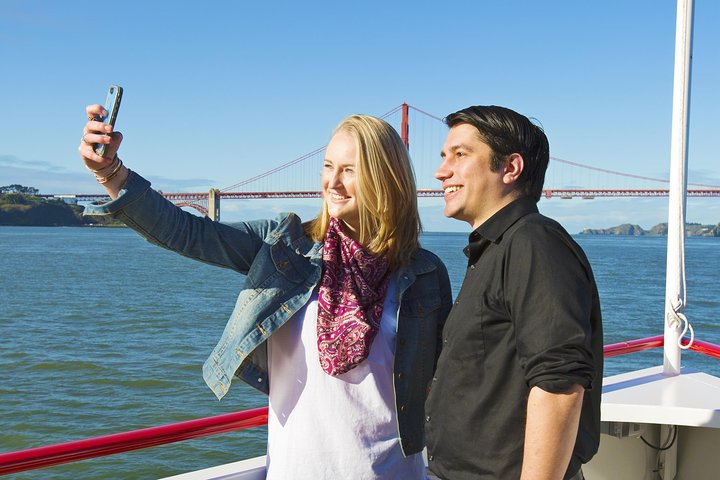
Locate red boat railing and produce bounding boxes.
[0,407,268,476]
[603,334,720,359]
[1,337,719,476]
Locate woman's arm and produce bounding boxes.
[78,104,273,273]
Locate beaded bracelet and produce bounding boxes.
[96,157,124,184]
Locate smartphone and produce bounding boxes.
[95,84,123,157]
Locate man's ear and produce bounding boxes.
[503,153,524,185]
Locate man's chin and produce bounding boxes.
[444,210,472,226]
[443,208,460,220]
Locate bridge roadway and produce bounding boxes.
[43,189,720,221]
[44,189,720,201]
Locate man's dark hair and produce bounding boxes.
[445,105,549,202]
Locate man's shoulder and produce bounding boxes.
[505,212,592,268]
[500,211,582,257]
[509,211,570,239]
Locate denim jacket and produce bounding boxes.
[85,170,452,455]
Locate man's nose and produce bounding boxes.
[435,158,450,181]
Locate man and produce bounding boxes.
[425,105,603,480]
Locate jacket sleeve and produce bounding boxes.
[83,170,276,274]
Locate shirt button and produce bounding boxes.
[400,405,407,412]
[397,372,405,380]
[470,265,475,270]
[428,455,434,461]
[426,415,431,422]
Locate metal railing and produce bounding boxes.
[603,335,720,359]
[0,407,268,476]
[1,337,719,476]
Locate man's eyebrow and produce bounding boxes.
[440,143,473,157]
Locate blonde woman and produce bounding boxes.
[79,107,452,479]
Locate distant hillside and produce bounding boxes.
[580,222,720,236]
[0,192,124,227]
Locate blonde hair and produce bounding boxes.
[305,114,421,270]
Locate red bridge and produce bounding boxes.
[45,103,720,220]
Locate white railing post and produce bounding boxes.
[663,0,695,376]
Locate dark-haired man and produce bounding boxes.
[425,106,603,480]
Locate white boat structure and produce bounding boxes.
[583,0,720,478]
[0,1,718,478]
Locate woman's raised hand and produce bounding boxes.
[79,104,127,197]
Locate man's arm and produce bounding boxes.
[520,384,584,480]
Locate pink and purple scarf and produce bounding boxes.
[317,217,390,376]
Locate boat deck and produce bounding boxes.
[601,365,720,428]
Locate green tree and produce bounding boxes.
[0,184,40,195]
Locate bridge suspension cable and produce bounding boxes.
[550,156,720,189]
[218,102,720,194]
[219,104,412,193]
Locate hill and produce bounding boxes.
[579,222,719,236]
[0,192,124,227]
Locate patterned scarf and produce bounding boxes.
[317,217,390,376]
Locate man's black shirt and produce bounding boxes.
[425,197,603,480]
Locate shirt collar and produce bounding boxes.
[464,196,539,261]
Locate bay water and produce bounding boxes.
[1,227,719,479]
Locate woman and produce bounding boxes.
[79,104,452,479]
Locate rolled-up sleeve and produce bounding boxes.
[83,169,152,216]
[504,223,596,393]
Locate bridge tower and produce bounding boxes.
[208,188,220,222]
[401,103,409,149]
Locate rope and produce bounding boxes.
[667,296,694,349]
[664,216,694,350]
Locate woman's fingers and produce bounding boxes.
[78,135,108,169]
[79,132,122,158]
[79,103,123,170]
[86,104,106,121]
[80,130,110,148]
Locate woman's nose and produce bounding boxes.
[328,171,342,189]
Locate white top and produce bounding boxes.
[265,279,427,480]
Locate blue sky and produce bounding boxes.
[1,0,718,233]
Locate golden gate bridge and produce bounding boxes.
[45,103,720,220]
